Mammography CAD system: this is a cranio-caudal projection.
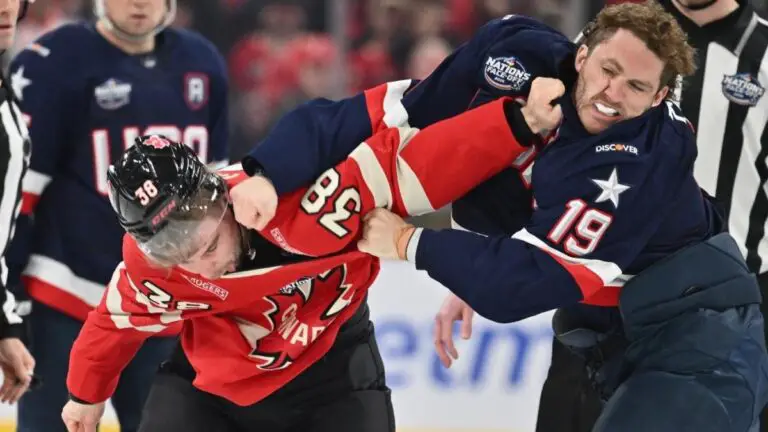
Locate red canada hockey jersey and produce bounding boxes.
[67,97,531,406]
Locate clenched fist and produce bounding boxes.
[229,174,278,231]
[62,400,105,432]
[520,77,566,135]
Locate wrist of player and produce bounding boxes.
[504,101,541,147]
[68,392,96,405]
[240,157,274,185]
[395,225,417,261]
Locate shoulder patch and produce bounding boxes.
[483,56,531,91]
[722,72,765,107]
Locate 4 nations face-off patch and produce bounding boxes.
[483,56,532,91]
[722,72,765,107]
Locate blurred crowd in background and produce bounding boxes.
[1,0,664,159]
[9,0,768,159]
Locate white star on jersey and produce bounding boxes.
[591,168,630,208]
[11,67,31,101]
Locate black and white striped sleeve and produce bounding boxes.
[0,94,29,339]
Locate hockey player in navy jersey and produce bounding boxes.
[226,1,767,430]
[356,4,768,431]
[6,0,229,430]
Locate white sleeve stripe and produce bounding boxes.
[382,79,412,128]
[405,227,424,263]
[450,215,490,236]
[450,216,470,231]
[391,126,435,215]
[0,101,26,288]
[511,228,624,285]
[0,267,20,325]
[24,255,105,306]
[206,160,230,170]
[21,169,51,195]
[349,143,393,209]
[105,263,177,333]
[125,274,182,325]
[396,155,434,216]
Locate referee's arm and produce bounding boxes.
[0,114,26,340]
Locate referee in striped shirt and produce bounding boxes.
[0,0,36,404]
[665,0,768,429]
[536,0,768,431]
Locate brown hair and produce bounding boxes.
[581,0,696,91]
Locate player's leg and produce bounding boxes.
[535,337,603,432]
[110,336,177,432]
[17,301,80,432]
[302,331,394,432]
[137,363,235,432]
[296,317,394,432]
[758,273,768,432]
[593,370,732,432]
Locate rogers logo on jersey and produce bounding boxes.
[595,144,638,155]
[180,274,229,300]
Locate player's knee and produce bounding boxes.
[593,371,731,432]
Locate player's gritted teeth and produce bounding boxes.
[589,99,622,126]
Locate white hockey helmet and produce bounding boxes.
[93,0,177,42]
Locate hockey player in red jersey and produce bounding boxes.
[60,96,540,432]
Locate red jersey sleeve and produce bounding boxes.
[261,97,532,257]
[67,239,214,403]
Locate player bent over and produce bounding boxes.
[60,95,540,432]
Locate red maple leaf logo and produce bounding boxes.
[144,135,171,149]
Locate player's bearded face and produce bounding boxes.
[0,0,21,50]
[573,28,669,134]
[178,209,243,280]
[106,0,167,37]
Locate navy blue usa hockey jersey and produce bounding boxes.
[243,14,722,325]
[411,95,722,323]
[7,23,229,321]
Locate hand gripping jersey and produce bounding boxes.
[67,98,531,406]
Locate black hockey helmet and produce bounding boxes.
[107,135,229,265]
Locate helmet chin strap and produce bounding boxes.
[673,0,719,11]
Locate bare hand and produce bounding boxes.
[62,400,105,432]
[434,293,475,368]
[0,338,34,403]
[357,209,414,260]
[520,77,566,135]
[230,175,278,231]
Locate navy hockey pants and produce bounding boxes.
[16,301,176,432]
[554,234,768,432]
